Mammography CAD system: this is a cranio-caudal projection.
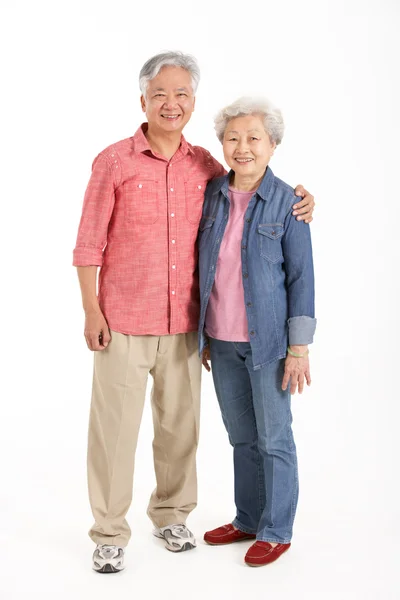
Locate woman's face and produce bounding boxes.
[222,114,276,179]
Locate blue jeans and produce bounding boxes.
[210,339,299,543]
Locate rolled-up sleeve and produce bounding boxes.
[72,153,116,266]
[282,203,317,345]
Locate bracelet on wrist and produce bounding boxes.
[287,346,309,358]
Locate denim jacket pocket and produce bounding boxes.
[198,215,215,250]
[257,223,284,263]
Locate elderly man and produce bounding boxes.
[73,51,315,573]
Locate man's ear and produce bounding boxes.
[193,96,196,111]
[140,95,146,113]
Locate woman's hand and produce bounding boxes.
[293,185,315,223]
[202,347,211,372]
[282,346,311,394]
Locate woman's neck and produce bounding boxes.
[231,172,264,192]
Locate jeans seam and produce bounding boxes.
[286,412,298,536]
[257,537,292,544]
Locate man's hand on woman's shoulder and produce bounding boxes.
[293,185,315,223]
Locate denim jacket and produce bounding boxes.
[198,167,316,370]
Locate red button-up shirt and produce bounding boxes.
[73,124,225,335]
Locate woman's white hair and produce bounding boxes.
[139,51,200,97]
[214,97,284,145]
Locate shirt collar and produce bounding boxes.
[132,123,195,157]
[214,166,275,201]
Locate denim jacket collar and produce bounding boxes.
[213,166,275,201]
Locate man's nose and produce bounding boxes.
[163,95,178,109]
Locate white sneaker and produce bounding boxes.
[154,524,197,552]
[92,545,125,573]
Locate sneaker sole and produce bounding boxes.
[165,541,196,553]
[93,564,124,574]
[154,529,196,552]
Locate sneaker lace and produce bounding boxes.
[170,524,189,535]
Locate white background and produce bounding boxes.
[1,0,399,598]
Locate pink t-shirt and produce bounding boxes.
[205,187,255,342]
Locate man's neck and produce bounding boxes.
[145,125,183,161]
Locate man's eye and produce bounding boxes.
[177,93,187,97]
[228,138,237,141]
[155,94,165,98]
[250,137,259,141]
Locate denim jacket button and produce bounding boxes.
[250,330,255,336]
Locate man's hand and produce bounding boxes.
[293,185,315,223]
[282,346,311,394]
[202,347,211,372]
[84,309,111,351]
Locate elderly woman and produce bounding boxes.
[198,97,316,567]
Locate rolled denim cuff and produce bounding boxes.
[288,316,317,345]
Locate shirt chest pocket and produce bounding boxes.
[124,179,159,225]
[184,180,208,224]
[257,223,284,263]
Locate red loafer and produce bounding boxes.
[244,541,291,566]
[204,524,256,545]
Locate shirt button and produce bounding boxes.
[171,213,175,217]
[198,185,202,189]
[111,154,114,157]
[172,265,176,269]
[250,330,255,336]
[138,184,143,188]
[247,302,252,307]
[170,188,174,192]
[242,245,247,250]
[246,218,251,223]
[172,240,176,244]
[172,291,175,295]
[243,273,248,278]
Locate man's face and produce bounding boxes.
[141,66,195,133]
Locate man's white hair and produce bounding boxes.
[139,51,200,97]
[214,97,284,145]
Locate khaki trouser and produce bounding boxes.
[87,330,201,547]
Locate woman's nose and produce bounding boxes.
[237,142,249,153]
